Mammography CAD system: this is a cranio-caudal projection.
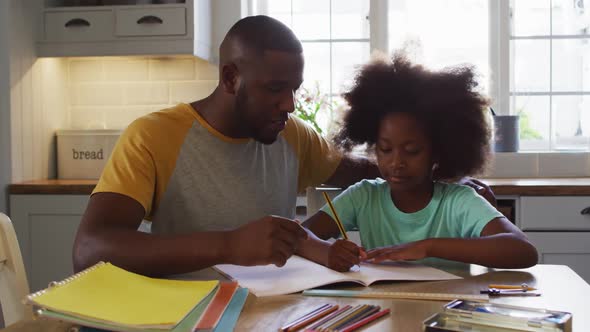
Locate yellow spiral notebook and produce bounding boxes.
[25,262,219,330]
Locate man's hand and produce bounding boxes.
[327,239,366,272]
[227,215,308,267]
[459,177,497,207]
[364,241,429,263]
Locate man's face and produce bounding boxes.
[236,50,304,144]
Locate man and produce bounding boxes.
[73,15,495,276]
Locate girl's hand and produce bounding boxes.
[327,239,366,272]
[364,240,430,263]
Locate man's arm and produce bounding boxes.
[73,192,307,276]
[323,155,380,188]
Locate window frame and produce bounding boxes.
[248,0,589,152]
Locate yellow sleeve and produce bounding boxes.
[282,116,343,192]
[93,105,197,218]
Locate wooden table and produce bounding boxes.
[3,264,589,331]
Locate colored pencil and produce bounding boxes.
[314,305,359,331]
[280,304,331,331]
[488,284,537,291]
[329,305,378,331]
[286,305,339,332]
[339,308,391,332]
[322,305,367,331]
[332,305,381,331]
[322,192,348,240]
[304,305,352,331]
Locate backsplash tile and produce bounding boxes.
[538,152,590,177]
[70,59,103,82]
[64,56,219,129]
[485,152,539,178]
[124,82,169,105]
[71,83,125,106]
[103,58,149,81]
[169,81,217,104]
[149,58,195,81]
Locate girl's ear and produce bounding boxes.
[431,161,440,179]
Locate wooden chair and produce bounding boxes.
[0,212,32,327]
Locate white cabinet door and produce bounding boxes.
[520,196,590,231]
[10,195,89,292]
[525,232,590,283]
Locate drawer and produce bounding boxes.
[45,11,113,42]
[115,8,186,37]
[520,196,590,230]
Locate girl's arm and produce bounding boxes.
[296,211,364,272]
[365,217,538,268]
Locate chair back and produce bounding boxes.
[0,212,32,327]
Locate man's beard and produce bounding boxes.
[234,88,278,145]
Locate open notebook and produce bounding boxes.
[215,255,461,297]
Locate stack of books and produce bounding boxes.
[25,262,248,332]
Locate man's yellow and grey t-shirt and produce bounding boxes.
[93,103,342,234]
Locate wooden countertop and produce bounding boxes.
[8,179,98,195]
[8,178,590,196]
[484,177,590,196]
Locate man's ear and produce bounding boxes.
[221,63,240,95]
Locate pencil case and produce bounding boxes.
[423,299,572,332]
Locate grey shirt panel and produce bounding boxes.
[151,121,299,234]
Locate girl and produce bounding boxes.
[297,54,538,272]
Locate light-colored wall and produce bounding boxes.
[63,56,218,129]
[0,1,11,213]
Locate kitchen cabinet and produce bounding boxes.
[9,194,89,292]
[37,0,240,61]
[519,196,590,283]
[524,232,590,283]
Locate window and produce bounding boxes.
[253,0,370,134]
[510,0,590,150]
[252,1,590,151]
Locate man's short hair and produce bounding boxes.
[225,15,303,54]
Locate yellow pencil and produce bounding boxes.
[322,192,348,240]
[488,284,537,291]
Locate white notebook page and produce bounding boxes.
[215,256,460,297]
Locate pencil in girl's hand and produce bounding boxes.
[322,192,348,240]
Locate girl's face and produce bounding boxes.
[375,112,435,193]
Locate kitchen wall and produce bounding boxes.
[63,56,218,129]
[1,0,11,213]
[10,56,219,182]
[486,152,590,178]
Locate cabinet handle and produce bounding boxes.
[581,207,590,215]
[137,15,163,25]
[64,18,91,28]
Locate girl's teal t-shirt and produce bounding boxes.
[320,179,503,250]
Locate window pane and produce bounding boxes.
[331,0,370,39]
[301,42,330,93]
[388,0,489,93]
[266,0,292,27]
[513,96,550,150]
[511,0,550,36]
[292,0,330,40]
[552,39,590,92]
[552,0,590,36]
[332,42,370,94]
[512,39,550,92]
[553,95,590,150]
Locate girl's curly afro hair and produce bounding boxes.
[334,53,492,181]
